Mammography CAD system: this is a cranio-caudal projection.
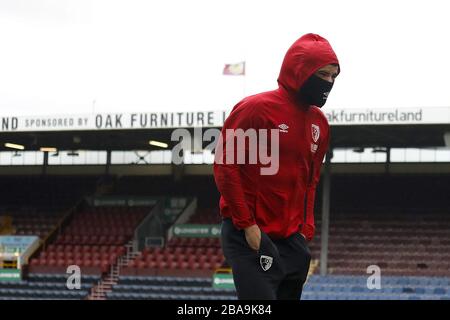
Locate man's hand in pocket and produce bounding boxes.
[244,224,261,251]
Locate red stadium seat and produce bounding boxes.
[176,253,187,263]
[88,235,98,244]
[117,235,126,244]
[57,259,66,267]
[141,250,150,259]
[101,262,110,273]
[91,252,100,260]
[73,235,82,244]
[187,255,197,264]
[98,236,107,245]
[92,260,101,268]
[47,259,57,267]
[195,247,206,255]
[30,258,39,266]
[187,261,200,270]
[163,252,174,262]
[83,259,93,267]
[173,247,184,256]
[199,261,212,270]
[155,253,165,262]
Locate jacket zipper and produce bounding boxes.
[303,161,314,232]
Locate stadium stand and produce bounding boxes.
[104,275,450,301]
[28,206,150,276]
[309,211,450,277]
[1,174,449,300]
[0,273,100,300]
[107,185,450,300]
[122,239,224,276]
[0,176,99,207]
[302,275,450,300]
[0,175,103,240]
[106,275,235,300]
[188,207,222,224]
[1,207,66,239]
[120,206,223,278]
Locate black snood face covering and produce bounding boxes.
[297,74,334,108]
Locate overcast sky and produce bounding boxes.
[0,0,449,116]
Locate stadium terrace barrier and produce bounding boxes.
[133,201,165,252]
[133,197,193,252]
[167,198,198,242]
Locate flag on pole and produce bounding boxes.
[223,61,245,76]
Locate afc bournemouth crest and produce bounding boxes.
[311,124,320,143]
[260,255,273,272]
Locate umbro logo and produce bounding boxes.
[278,123,289,133]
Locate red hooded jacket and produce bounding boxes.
[214,34,339,241]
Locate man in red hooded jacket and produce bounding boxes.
[214,33,340,300]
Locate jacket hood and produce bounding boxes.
[277,33,340,98]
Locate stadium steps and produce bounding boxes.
[88,241,136,300]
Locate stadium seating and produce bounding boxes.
[188,207,221,224]
[0,273,101,300]
[2,173,449,300]
[102,274,450,300]
[302,275,450,300]
[28,206,150,275]
[0,176,99,207]
[105,275,236,300]
[120,206,224,277]
[118,208,448,301]
[125,244,224,274]
[309,212,450,277]
[1,208,66,239]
